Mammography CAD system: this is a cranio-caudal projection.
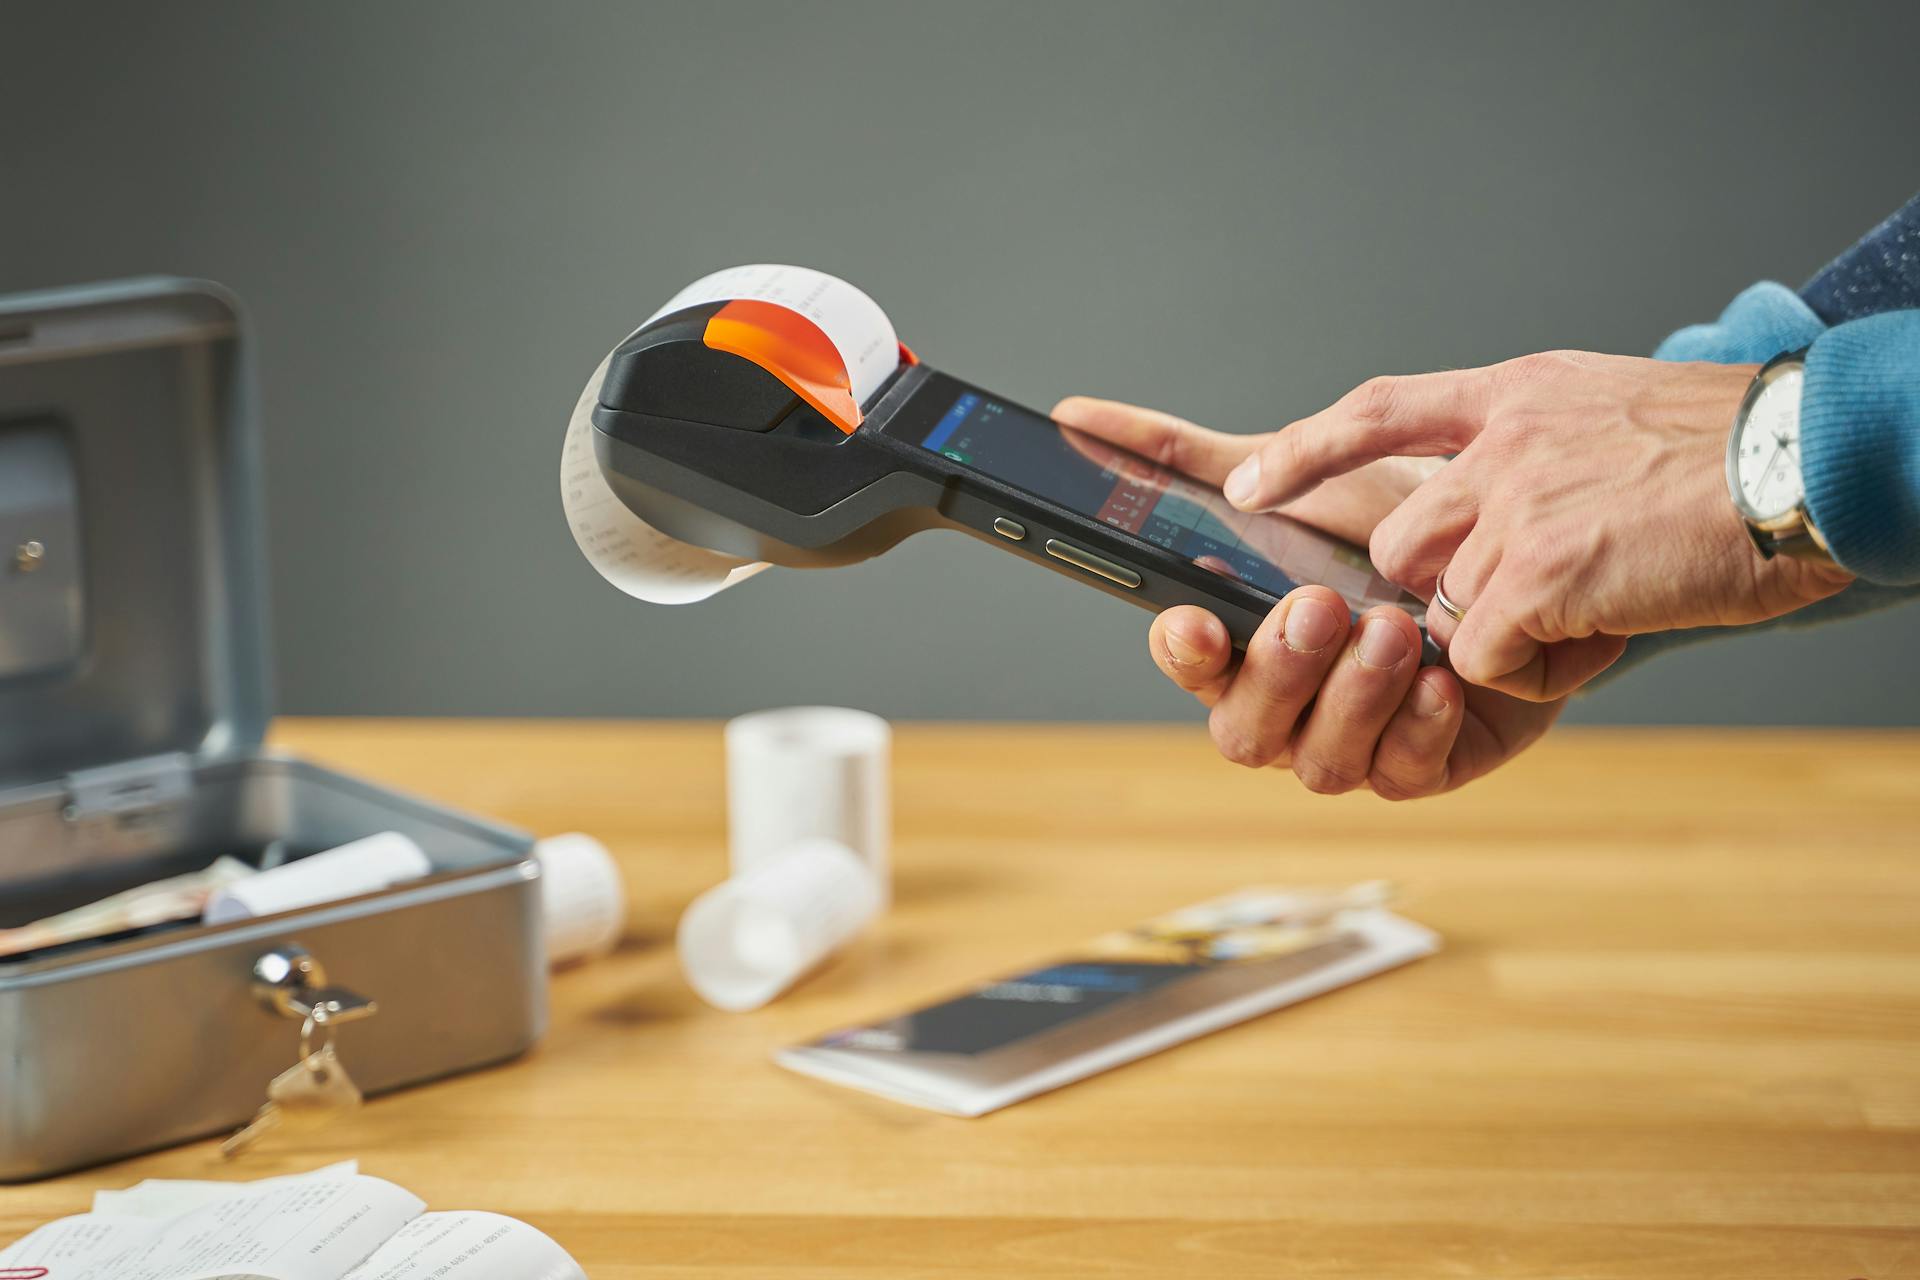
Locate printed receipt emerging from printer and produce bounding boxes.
[559,264,902,604]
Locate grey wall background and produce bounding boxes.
[4,1,1916,725]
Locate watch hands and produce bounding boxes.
[1755,439,1787,497]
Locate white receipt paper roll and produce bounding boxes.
[534,833,626,967]
[678,837,883,1012]
[560,264,901,605]
[727,706,891,897]
[203,832,431,925]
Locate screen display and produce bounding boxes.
[910,390,1417,614]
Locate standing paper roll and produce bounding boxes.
[726,706,891,899]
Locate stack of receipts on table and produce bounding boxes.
[0,1161,584,1279]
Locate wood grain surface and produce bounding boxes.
[4,720,1917,1277]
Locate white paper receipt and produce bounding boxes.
[341,1211,582,1280]
[0,1176,423,1280]
[0,1169,586,1280]
[560,263,902,604]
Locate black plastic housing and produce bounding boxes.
[590,306,1430,652]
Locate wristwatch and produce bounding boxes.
[1726,348,1836,564]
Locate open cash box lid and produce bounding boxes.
[0,278,270,807]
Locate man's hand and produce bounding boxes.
[1145,596,1562,799]
[1052,395,1442,545]
[1053,397,1560,798]
[1214,353,1854,700]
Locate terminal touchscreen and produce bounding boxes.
[880,371,1423,624]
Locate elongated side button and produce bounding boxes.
[1044,539,1141,589]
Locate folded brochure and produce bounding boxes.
[779,883,1437,1116]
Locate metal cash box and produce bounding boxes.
[0,280,546,1181]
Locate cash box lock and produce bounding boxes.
[251,944,379,1028]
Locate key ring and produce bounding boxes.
[299,1011,337,1068]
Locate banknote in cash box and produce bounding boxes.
[0,279,547,1181]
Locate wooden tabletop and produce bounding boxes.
[5,720,1918,1276]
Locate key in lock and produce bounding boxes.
[252,943,379,1027]
[223,944,378,1158]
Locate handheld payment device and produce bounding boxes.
[561,265,1424,647]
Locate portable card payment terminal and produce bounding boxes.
[561,265,1426,648]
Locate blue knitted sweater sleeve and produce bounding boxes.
[1597,194,1920,682]
[1800,311,1920,585]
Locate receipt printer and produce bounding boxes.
[565,265,1421,645]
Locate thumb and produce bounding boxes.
[1449,602,1629,702]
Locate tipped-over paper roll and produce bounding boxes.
[560,264,901,604]
[678,837,883,1012]
[533,833,626,967]
[203,832,430,925]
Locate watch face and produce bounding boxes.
[1733,365,1805,522]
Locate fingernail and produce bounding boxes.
[1224,455,1260,508]
[1164,628,1207,667]
[1356,617,1411,669]
[1412,677,1450,717]
[1283,597,1340,652]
